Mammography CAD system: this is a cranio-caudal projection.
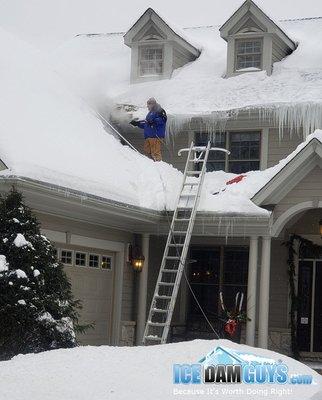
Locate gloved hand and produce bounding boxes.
[146,119,154,128]
[130,119,139,127]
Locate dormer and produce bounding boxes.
[220,0,296,77]
[124,8,200,84]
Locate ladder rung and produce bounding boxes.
[155,295,172,300]
[177,207,192,211]
[158,282,175,287]
[183,182,198,186]
[180,193,196,197]
[168,243,184,247]
[162,269,178,273]
[172,231,187,235]
[152,308,168,313]
[174,218,190,222]
[145,336,162,341]
[187,170,201,175]
[148,322,166,327]
[165,256,180,260]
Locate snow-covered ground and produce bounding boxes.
[1,339,321,400]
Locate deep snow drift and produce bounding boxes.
[1,339,321,400]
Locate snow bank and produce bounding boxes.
[53,18,322,137]
[1,339,321,400]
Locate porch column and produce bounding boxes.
[246,236,259,346]
[136,234,150,345]
[258,236,272,348]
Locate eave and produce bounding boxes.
[0,175,270,237]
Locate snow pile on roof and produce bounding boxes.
[0,27,182,211]
[200,129,322,213]
[1,339,321,400]
[53,17,322,136]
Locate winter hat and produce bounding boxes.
[147,97,157,105]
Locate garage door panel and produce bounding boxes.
[63,252,115,345]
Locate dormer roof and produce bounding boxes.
[220,0,296,51]
[124,8,200,57]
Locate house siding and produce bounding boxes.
[267,129,302,167]
[273,166,322,222]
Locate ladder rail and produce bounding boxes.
[143,141,228,345]
[160,142,211,342]
[142,142,195,343]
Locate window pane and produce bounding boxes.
[89,254,99,268]
[75,252,86,267]
[228,132,260,173]
[195,132,227,171]
[236,39,262,70]
[102,256,112,270]
[61,250,72,265]
[228,160,260,174]
[189,248,221,316]
[222,247,248,311]
[139,47,163,76]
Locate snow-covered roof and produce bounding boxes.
[0,23,321,220]
[53,16,322,137]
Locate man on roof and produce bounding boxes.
[130,98,167,162]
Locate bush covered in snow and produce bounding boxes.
[0,188,89,360]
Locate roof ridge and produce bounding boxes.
[75,15,322,38]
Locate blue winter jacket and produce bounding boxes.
[138,110,166,139]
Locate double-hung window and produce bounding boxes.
[235,39,262,70]
[139,46,163,76]
[196,131,261,174]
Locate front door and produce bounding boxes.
[297,260,322,352]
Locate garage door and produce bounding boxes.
[59,247,115,345]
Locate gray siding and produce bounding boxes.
[272,37,291,64]
[273,166,322,222]
[173,46,194,70]
[267,129,302,167]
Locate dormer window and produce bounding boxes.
[235,39,262,71]
[220,0,296,77]
[139,46,163,76]
[124,8,200,83]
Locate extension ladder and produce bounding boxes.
[142,141,230,345]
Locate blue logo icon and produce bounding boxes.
[173,346,312,385]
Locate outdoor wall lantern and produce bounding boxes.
[129,245,145,272]
[319,219,322,238]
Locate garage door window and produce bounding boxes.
[61,250,73,266]
[89,254,99,268]
[101,256,112,270]
[75,252,87,267]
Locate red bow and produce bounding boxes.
[224,319,238,336]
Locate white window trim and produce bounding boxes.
[88,253,100,269]
[234,37,263,72]
[196,130,262,173]
[60,249,74,266]
[75,251,88,267]
[101,254,114,271]
[138,44,164,77]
